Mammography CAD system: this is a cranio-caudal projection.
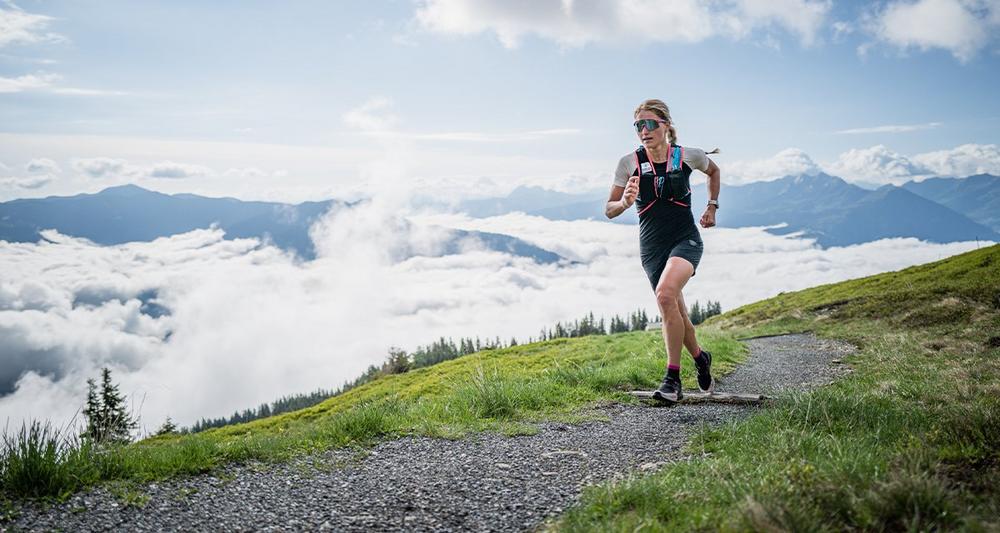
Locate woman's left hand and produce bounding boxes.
[700,207,717,228]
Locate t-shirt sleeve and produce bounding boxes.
[613,154,632,188]
[683,147,710,173]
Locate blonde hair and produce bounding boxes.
[634,99,677,145]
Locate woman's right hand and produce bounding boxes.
[622,175,639,208]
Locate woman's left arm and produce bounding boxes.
[700,159,720,228]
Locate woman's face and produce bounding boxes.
[635,110,668,150]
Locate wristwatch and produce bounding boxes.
[707,200,719,209]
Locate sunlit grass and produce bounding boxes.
[553,245,1000,531]
[2,326,746,501]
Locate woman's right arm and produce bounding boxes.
[606,175,639,219]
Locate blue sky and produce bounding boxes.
[1,0,999,201]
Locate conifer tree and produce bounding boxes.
[155,417,178,436]
[81,377,102,441]
[81,367,137,444]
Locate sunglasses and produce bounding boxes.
[633,119,665,133]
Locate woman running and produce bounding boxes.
[605,99,721,403]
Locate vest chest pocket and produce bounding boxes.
[636,171,657,203]
[665,168,690,202]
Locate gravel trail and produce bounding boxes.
[7,333,854,532]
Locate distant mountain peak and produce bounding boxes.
[99,184,156,196]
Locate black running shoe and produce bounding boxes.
[695,349,714,392]
[653,374,683,403]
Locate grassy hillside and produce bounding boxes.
[555,244,1000,531]
[1,318,746,501]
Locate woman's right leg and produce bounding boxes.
[654,257,695,369]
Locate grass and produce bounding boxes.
[552,244,1000,531]
[1,326,746,503]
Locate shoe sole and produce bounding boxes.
[652,390,682,403]
[698,377,715,393]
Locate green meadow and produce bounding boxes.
[553,245,999,531]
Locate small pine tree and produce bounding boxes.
[690,301,703,325]
[382,346,411,375]
[155,417,178,436]
[81,377,103,442]
[81,367,137,444]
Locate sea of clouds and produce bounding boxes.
[0,191,989,436]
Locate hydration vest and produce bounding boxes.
[632,144,691,217]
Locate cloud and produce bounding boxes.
[71,157,218,181]
[413,0,832,49]
[912,143,1000,177]
[867,0,1000,62]
[823,144,931,184]
[0,72,58,93]
[834,122,942,134]
[148,161,213,180]
[0,198,988,435]
[72,157,133,179]
[366,128,582,143]
[0,175,51,189]
[713,143,1000,187]
[342,97,398,132]
[0,2,65,48]
[223,167,268,179]
[25,157,60,174]
[0,71,129,96]
[722,148,822,184]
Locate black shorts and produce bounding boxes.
[640,235,703,290]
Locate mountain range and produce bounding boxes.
[0,185,564,264]
[3,174,997,259]
[454,174,1000,248]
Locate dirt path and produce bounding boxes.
[8,333,854,532]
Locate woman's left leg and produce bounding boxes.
[676,291,702,358]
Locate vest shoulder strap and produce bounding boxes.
[635,144,683,171]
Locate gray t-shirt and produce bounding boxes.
[613,146,710,188]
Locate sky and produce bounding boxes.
[1,0,999,434]
[1,0,999,201]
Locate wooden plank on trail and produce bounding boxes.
[628,390,768,404]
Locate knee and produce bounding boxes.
[655,287,680,314]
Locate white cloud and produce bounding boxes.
[722,148,822,184]
[223,167,268,179]
[0,72,58,93]
[365,128,582,143]
[72,157,133,179]
[0,175,51,189]
[148,161,213,180]
[48,87,131,97]
[0,2,65,48]
[823,144,931,184]
[414,0,832,49]
[912,143,1000,176]
[342,97,398,132]
[834,122,942,134]
[70,157,217,181]
[868,0,1000,62]
[25,157,60,174]
[0,72,129,96]
[715,143,1000,187]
